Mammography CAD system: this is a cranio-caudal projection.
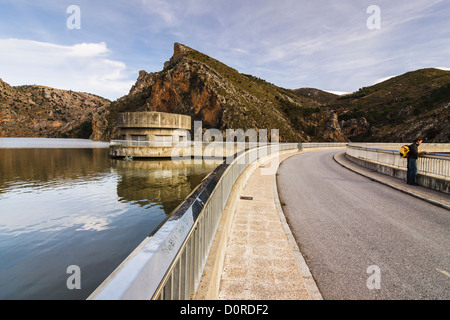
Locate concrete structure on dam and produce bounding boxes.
[110,111,251,159]
[110,112,192,158]
[117,111,191,143]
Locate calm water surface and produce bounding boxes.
[0,138,221,299]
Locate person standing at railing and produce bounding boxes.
[407,138,426,185]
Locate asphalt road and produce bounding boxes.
[277,149,450,300]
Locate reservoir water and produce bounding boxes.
[0,138,221,299]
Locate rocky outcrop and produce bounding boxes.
[340,117,370,139]
[322,113,349,142]
[163,42,192,70]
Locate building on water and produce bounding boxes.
[110,112,192,158]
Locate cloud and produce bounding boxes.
[128,0,449,94]
[217,0,449,91]
[0,1,448,98]
[0,38,134,100]
[67,42,110,57]
[141,0,178,25]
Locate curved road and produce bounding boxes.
[277,149,450,300]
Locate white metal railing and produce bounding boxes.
[300,142,348,149]
[110,139,175,147]
[110,140,290,149]
[89,143,299,300]
[346,144,450,178]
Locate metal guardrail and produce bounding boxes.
[300,142,348,149]
[346,145,450,178]
[110,140,287,148]
[89,143,299,300]
[110,140,174,147]
[349,142,450,148]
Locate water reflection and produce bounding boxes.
[113,159,221,215]
[0,146,221,299]
[0,148,110,197]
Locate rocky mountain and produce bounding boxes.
[0,79,110,139]
[95,43,449,143]
[2,43,448,143]
[95,43,343,142]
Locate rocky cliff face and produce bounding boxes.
[0,79,110,139]
[95,43,343,142]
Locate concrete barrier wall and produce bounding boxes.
[117,112,191,130]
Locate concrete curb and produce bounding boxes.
[333,153,450,211]
[273,152,324,300]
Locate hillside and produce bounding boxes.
[328,68,450,142]
[292,88,339,104]
[0,79,110,139]
[1,43,448,143]
[93,43,345,142]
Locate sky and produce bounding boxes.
[0,0,449,101]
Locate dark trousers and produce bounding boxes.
[407,158,417,184]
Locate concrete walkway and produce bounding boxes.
[217,151,322,300]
